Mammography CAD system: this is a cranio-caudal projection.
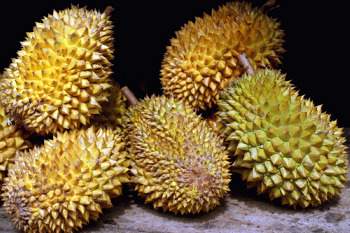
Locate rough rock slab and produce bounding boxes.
[0,131,349,233]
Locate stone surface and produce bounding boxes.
[0,130,349,233]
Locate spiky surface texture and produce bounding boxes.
[217,70,348,208]
[92,80,128,129]
[127,96,230,214]
[2,127,129,233]
[207,114,224,138]
[0,6,114,135]
[0,106,27,183]
[161,2,284,110]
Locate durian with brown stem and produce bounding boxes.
[0,6,114,135]
[161,1,284,110]
[127,96,230,214]
[2,127,129,233]
[0,105,28,183]
[217,69,348,208]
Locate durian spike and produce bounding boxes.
[0,106,29,183]
[121,86,139,105]
[238,53,255,75]
[90,80,129,130]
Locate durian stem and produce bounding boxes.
[121,86,139,105]
[262,0,280,12]
[104,6,114,16]
[238,53,255,75]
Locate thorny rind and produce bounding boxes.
[127,96,231,214]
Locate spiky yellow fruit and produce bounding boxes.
[2,127,129,233]
[0,6,114,135]
[217,69,348,208]
[92,80,128,129]
[161,2,284,110]
[127,96,230,214]
[0,106,28,183]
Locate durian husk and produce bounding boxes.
[127,96,230,214]
[161,1,284,111]
[91,80,129,130]
[206,113,224,138]
[0,106,28,183]
[0,6,114,135]
[2,127,129,233]
[217,69,348,208]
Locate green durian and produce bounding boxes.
[217,69,348,208]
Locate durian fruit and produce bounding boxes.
[161,1,284,110]
[217,69,348,208]
[206,114,224,138]
[0,106,28,183]
[91,80,129,129]
[2,127,129,233]
[0,6,114,135]
[127,96,230,214]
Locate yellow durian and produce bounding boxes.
[161,2,284,110]
[127,96,230,214]
[0,6,114,135]
[2,127,129,233]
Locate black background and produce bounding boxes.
[0,1,349,126]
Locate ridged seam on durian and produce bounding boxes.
[0,6,114,135]
[217,69,348,208]
[161,2,284,110]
